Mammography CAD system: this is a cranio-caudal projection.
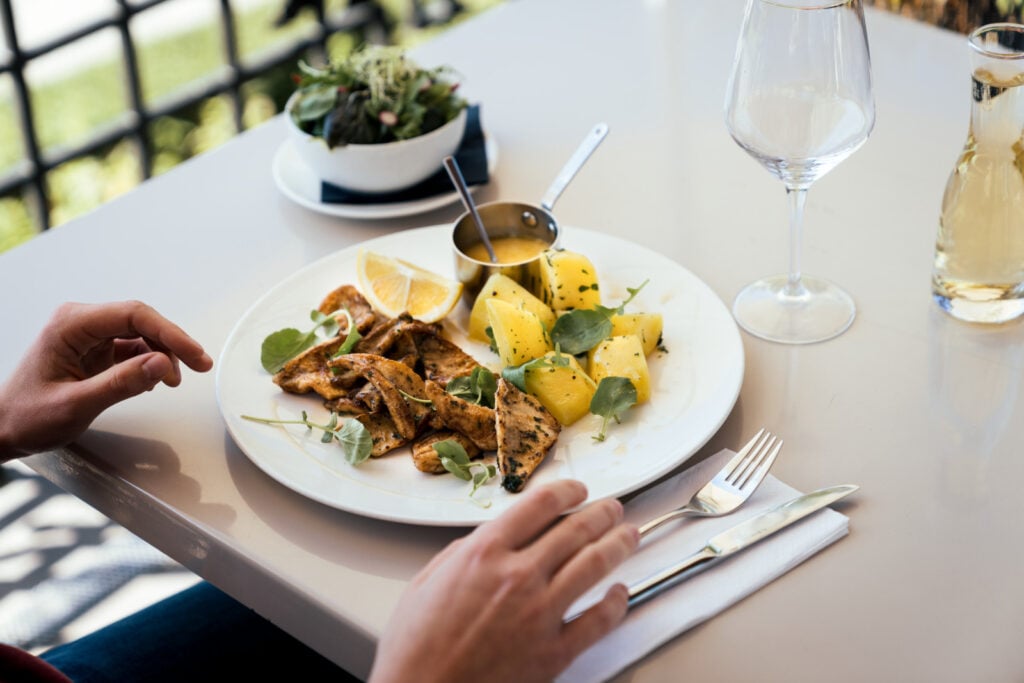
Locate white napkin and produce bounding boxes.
[557,448,851,683]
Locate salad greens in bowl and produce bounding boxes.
[286,45,469,193]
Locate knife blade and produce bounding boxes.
[626,484,857,608]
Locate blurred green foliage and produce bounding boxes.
[0,0,498,253]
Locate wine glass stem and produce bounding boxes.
[785,186,809,298]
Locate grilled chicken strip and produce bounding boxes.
[424,380,498,451]
[329,354,431,440]
[317,284,377,333]
[410,430,482,474]
[275,312,440,401]
[327,315,440,388]
[356,412,410,457]
[414,333,484,385]
[494,379,561,493]
[272,336,356,399]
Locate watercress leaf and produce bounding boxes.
[501,363,529,393]
[441,456,472,481]
[501,357,550,393]
[320,413,339,443]
[433,439,470,466]
[472,469,488,487]
[617,280,650,313]
[484,326,498,354]
[261,328,316,373]
[590,376,638,442]
[445,375,473,400]
[335,326,362,356]
[591,376,638,419]
[337,419,372,465]
[447,367,497,406]
[550,310,613,355]
[473,367,497,408]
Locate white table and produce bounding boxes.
[4,1,1024,680]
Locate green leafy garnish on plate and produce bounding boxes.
[589,376,638,442]
[242,411,372,466]
[446,366,497,408]
[550,280,649,355]
[434,439,497,503]
[260,309,341,374]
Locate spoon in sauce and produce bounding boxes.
[444,156,497,263]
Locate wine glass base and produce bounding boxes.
[732,274,856,344]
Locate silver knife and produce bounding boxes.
[626,484,858,608]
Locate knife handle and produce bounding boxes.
[626,547,719,609]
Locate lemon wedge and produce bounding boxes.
[356,249,463,323]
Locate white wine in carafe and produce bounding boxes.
[933,30,1024,323]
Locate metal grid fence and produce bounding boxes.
[0,0,403,231]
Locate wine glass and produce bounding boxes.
[725,0,875,344]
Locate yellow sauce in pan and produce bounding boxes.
[465,235,550,263]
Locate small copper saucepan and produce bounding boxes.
[452,123,609,304]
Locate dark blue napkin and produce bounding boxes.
[320,104,487,205]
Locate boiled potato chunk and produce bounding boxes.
[610,313,663,356]
[536,249,601,311]
[486,298,551,367]
[524,352,597,426]
[588,335,651,404]
[469,274,556,342]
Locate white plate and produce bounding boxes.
[271,135,498,220]
[216,225,744,526]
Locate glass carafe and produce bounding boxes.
[933,24,1024,324]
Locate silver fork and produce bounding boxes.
[638,428,782,538]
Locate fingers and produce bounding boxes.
[476,479,588,550]
[559,584,630,659]
[113,339,182,386]
[69,351,174,419]
[549,523,638,613]
[528,497,625,577]
[61,301,213,373]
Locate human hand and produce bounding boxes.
[0,301,213,460]
[369,480,639,683]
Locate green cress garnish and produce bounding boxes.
[549,280,649,355]
[589,377,638,442]
[445,366,497,408]
[260,309,341,374]
[433,439,498,502]
[242,411,372,466]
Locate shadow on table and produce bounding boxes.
[223,433,462,580]
[69,431,238,532]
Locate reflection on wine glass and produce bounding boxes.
[725,0,875,344]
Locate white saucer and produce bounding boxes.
[272,134,498,220]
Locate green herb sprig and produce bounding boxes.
[549,280,649,355]
[242,411,373,465]
[261,310,341,374]
[589,377,638,442]
[446,367,497,407]
[500,350,570,393]
[433,440,497,503]
[332,309,362,358]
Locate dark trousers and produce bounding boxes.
[41,581,360,682]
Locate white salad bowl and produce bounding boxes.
[285,93,467,194]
